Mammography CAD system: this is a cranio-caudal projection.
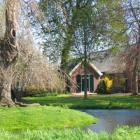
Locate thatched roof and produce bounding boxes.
[91,50,126,74]
[68,49,126,75]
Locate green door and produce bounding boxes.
[77,75,94,92]
[90,75,94,92]
[81,75,91,92]
[82,78,86,91]
[76,75,81,92]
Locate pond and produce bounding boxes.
[82,109,140,133]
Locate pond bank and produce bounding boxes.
[0,106,96,130]
[82,109,140,133]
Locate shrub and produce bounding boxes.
[104,76,113,93]
[96,76,113,94]
[96,80,107,94]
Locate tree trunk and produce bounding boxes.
[0,70,14,107]
[0,0,19,106]
[84,62,88,99]
[132,70,138,95]
[61,25,74,73]
[132,55,139,95]
[83,27,87,99]
[2,0,18,66]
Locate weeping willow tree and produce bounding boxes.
[0,0,65,106]
[0,0,20,106]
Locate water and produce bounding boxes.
[82,109,140,133]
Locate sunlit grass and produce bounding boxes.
[0,126,140,140]
[0,106,96,130]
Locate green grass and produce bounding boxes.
[23,94,140,109]
[0,126,140,140]
[1,95,140,139]
[0,106,96,130]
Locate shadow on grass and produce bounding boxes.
[23,95,140,109]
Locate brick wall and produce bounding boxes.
[70,64,100,93]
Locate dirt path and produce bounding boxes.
[72,92,140,96]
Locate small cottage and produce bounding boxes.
[69,62,103,93]
[69,50,129,94]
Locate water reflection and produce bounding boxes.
[82,109,140,133]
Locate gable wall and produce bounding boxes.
[70,64,100,93]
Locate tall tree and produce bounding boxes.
[71,0,127,98]
[39,0,76,71]
[0,0,20,106]
[40,0,127,97]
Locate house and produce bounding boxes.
[69,62,103,93]
[91,51,127,93]
[69,48,140,93]
[69,49,134,94]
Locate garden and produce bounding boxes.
[0,0,140,140]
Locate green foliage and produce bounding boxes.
[61,25,75,71]
[0,106,96,130]
[24,81,68,96]
[24,84,47,96]
[96,76,113,94]
[96,80,107,94]
[24,94,140,109]
[24,90,70,97]
[17,81,52,97]
[67,57,81,72]
[40,0,127,68]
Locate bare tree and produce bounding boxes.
[124,0,140,94]
[12,37,66,96]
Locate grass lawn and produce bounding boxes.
[0,106,96,130]
[0,126,140,140]
[1,95,140,139]
[23,94,140,109]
